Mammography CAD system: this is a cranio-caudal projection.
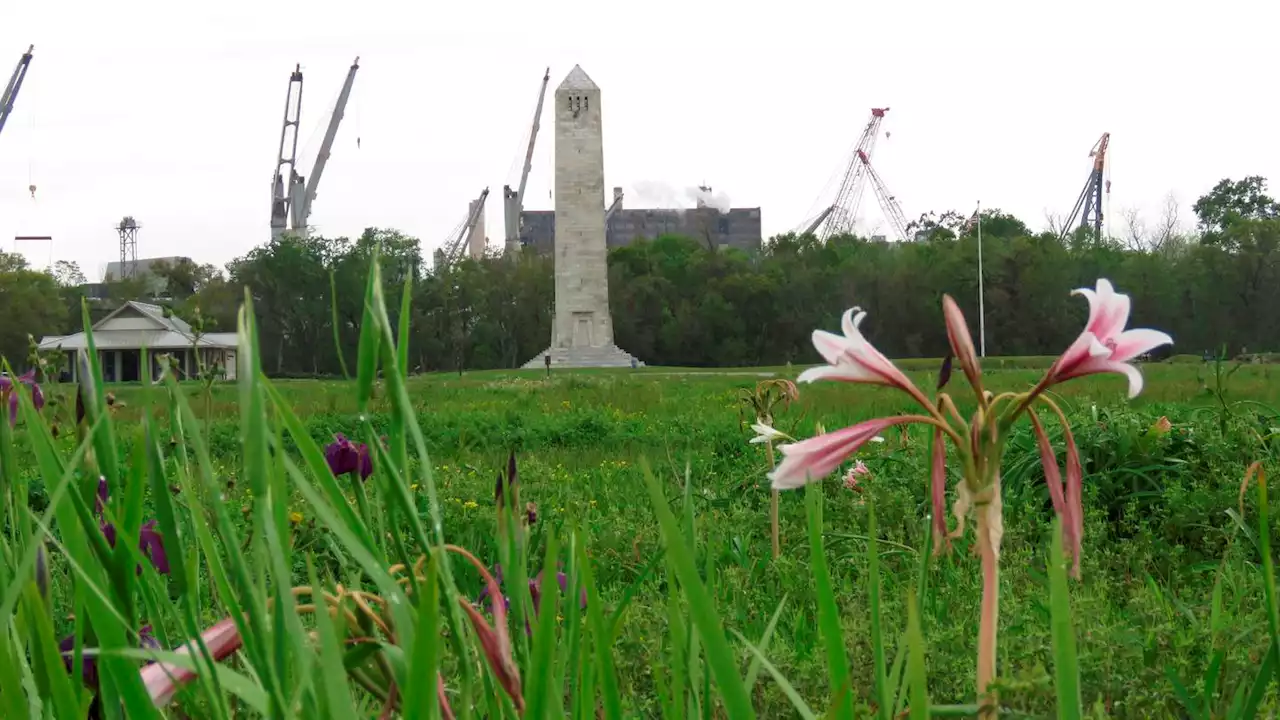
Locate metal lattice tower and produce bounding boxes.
[1059,133,1110,243]
[117,216,140,279]
[798,107,890,240]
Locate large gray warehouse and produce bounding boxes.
[519,187,762,254]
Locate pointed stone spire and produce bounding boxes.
[558,64,598,92]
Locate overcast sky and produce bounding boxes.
[1,1,1275,280]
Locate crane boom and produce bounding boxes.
[270,65,304,241]
[857,150,910,241]
[1058,132,1110,243]
[605,191,623,222]
[504,67,552,254]
[802,107,888,240]
[802,206,835,236]
[0,45,34,141]
[441,188,490,267]
[296,56,360,233]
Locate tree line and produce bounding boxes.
[2,176,1278,375]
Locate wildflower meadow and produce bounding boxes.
[2,258,1280,718]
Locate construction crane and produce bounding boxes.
[270,57,360,241]
[605,189,623,222]
[503,67,551,255]
[799,107,889,240]
[1059,132,1110,243]
[857,150,911,241]
[0,45,34,142]
[436,188,490,269]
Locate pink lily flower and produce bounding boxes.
[141,618,243,707]
[1043,279,1173,398]
[799,308,932,407]
[770,415,924,490]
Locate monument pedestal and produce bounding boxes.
[522,344,643,369]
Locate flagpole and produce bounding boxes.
[976,200,986,358]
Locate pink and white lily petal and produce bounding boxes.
[929,425,950,556]
[1046,279,1173,398]
[769,415,927,490]
[142,618,243,707]
[798,309,921,400]
[749,421,790,445]
[942,295,984,396]
[1028,412,1085,578]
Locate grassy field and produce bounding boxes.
[26,357,1280,716]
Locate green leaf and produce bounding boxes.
[805,483,852,719]
[732,629,816,720]
[866,491,890,720]
[526,532,562,720]
[578,538,622,719]
[644,461,755,720]
[1047,519,1082,720]
[905,590,930,720]
[404,553,442,720]
[744,594,787,694]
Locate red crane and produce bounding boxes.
[856,150,910,242]
[801,108,889,240]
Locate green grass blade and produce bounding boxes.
[1047,519,1082,720]
[260,379,377,553]
[1239,640,1274,719]
[76,300,122,493]
[404,552,442,720]
[143,414,188,600]
[280,454,413,626]
[22,583,83,719]
[527,532,563,719]
[743,594,787,694]
[606,549,665,643]
[1253,466,1280,652]
[0,621,35,719]
[103,646,270,714]
[866,491,889,720]
[355,248,382,412]
[804,483,853,720]
[397,267,413,376]
[732,629,817,720]
[905,590,930,720]
[306,556,358,717]
[578,537,623,719]
[644,461,755,720]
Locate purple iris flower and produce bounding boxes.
[0,369,44,427]
[95,477,171,576]
[324,433,373,481]
[60,623,159,690]
[476,564,588,636]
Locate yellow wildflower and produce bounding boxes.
[289,511,303,524]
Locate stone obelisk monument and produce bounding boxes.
[524,65,641,369]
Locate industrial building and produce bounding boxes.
[102,255,192,294]
[519,187,762,255]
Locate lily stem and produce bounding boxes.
[975,496,1002,719]
[767,438,780,559]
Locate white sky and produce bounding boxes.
[1,1,1276,279]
